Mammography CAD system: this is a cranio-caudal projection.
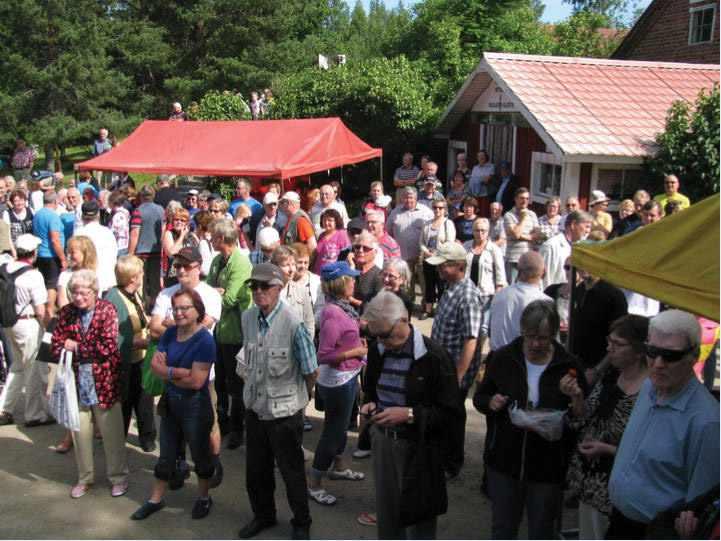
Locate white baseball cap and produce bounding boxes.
[15,234,42,253]
[280,191,301,203]
[257,227,280,248]
[263,191,279,205]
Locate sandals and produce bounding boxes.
[308,487,337,506]
[50,440,73,454]
[328,468,365,481]
[357,512,377,526]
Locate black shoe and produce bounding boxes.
[140,438,156,453]
[226,431,244,450]
[131,500,165,520]
[191,497,213,519]
[0,412,14,426]
[25,417,56,427]
[209,459,224,489]
[238,517,277,539]
[291,524,311,540]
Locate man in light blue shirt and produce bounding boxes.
[607,309,720,539]
[32,190,67,313]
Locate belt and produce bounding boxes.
[378,425,415,441]
[17,314,36,320]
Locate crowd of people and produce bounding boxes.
[0,146,717,540]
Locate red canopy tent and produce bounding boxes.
[75,118,382,179]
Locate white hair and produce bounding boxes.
[383,257,411,285]
[366,210,385,224]
[362,290,408,325]
[356,230,378,249]
[68,269,99,294]
[649,310,701,351]
[257,226,280,248]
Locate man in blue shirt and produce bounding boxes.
[607,309,720,539]
[32,190,67,315]
[229,178,262,222]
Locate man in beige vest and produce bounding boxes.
[237,263,318,540]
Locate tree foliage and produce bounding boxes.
[552,11,624,57]
[562,0,633,26]
[643,85,720,201]
[193,91,251,121]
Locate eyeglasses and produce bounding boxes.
[353,245,373,253]
[172,305,195,313]
[382,272,401,281]
[173,262,199,270]
[645,344,694,363]
[249,281,274,291]
[70,289,95,298]
[266,202,278,207]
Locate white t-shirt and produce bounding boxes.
[74,221,118,292]
[4,260,47,317]
[489,282,551,351]
[152,281,222,331]
[525,359,550,408]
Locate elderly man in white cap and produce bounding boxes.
[279,191,316,252]
[428,241,484,479]
[250,227,280,266]
[0,234,54,427]
[250,191,285,243]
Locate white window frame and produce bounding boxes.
[592,164,642,210]
[531,152,563,202]
[689,4,716,45]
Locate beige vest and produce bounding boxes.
[240,304,309,420]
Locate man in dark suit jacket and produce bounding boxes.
[490,161,521,214]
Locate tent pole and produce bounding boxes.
[380,155,383,182]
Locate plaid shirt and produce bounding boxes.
[431,277,483,390]
[258,299,318,375]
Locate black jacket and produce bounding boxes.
[473,337,586,484]
[490,174,521,213]
[364,327,464,443]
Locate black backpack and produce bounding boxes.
[0,263,33,327]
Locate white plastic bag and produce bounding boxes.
[48,349,80,432]
[509,404,565,442]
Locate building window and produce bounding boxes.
[531,152,562,199]
[595,167,642,202]
[689,4,716,44]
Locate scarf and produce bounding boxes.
[329,297,359,321]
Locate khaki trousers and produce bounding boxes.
[0,319,51,423]
[579,501,610,540]
[72,401,129,485]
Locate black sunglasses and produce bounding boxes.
[248,281,273,291]
[645,344,694,363]
[353,245,373,253]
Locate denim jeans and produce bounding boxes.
[311,376,358,477]
[155,388,214,480]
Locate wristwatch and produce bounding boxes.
[407,407,414,424]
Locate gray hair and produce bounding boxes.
[356,230,378,249]
[366,210,385,224]
[520,300,560,337]
[68,269,99,294]
[383,257,411,285]
[565,210,592,228]
[362,290,408,325]
[399,186,417,197]
[211,218,238,245]
[473,217,490,229]
[43,190,57,205]
[649,309,701,351]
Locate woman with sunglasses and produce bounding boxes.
[161,208,199,288]
[131,289,216,520]
[560,315,649,539]
[419,199,456,320]
[309,261,367,506]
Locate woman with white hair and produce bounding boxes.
[51,269,129,499]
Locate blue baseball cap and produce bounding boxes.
[320,261,360,282]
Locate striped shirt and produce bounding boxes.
[376,333,414,409]
[394,165,420,185]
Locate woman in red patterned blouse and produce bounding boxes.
[51,269,129,500]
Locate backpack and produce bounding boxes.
[0,263,33,327]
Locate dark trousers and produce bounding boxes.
[606,507,647,540]
[486,466,561,539]
[245,409,311,527]
[121,362,156,441]
[140,254,161,313]
[215,342,244,434]
[311,378,358,475]
[155,390,214,480]
[444,386,469,476]
[422,260,445,305]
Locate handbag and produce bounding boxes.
[141,340,165,396]
[48,349,80,432]
[399,409,448,527]
[37,317,58,363]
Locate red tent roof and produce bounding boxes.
[76,118,382,178]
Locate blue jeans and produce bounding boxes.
[311,376,358,477]
[155,389,214,480]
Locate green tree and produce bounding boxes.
[643,85,720,202]
[552,11,623,57]
[562,0,633,27]
[193,90,251,121]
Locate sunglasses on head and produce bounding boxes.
[353,245,373,253]
[645,344,694,363]
[248,281,273,291]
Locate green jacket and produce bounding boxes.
[205,248,253,344]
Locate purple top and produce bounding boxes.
[318,303,365,372]
[313,229,351,274]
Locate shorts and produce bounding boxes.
[36,257,61,289]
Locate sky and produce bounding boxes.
[365,0,653,24]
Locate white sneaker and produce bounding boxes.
[352,449,371,459]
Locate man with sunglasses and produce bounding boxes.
[237,263,318,540]
[360,291,463,539]
[348,230,383,310]
[607,310,719,539]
